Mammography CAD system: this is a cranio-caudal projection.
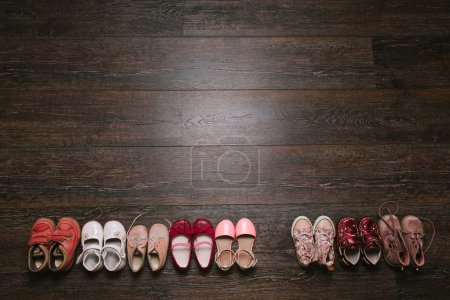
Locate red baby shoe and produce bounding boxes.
[48,217,81,272]
[192,219,215,270]
[28,218,56,272]
[336,217,361,266]
[170,219,193,270]
[359,217,382,266]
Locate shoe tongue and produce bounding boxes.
[346,236,360,248]
[32,246,45,258]
[53,247,64,257]
[365,240,380,249]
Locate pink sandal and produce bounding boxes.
[235,218,257,270]
[214,220,235,271]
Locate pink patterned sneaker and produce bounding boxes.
[313,216,335,271]
[291,216,316,268]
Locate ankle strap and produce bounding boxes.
[236,249,257,269]
[215,249,235,271]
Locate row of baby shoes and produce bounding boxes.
[377,201,435,270]
[215,218,257,271]
[28,217,80,272]
[76,220,128,272]
[291,216,335,271]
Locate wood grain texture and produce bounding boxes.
[0,205,448,299]
[0,37,374,90]
[2,90,448,147]
[0,91,181,147]
[1,0,450,37]
[374,36,450,88]
[1,1,450,299]
[1,145,449,208]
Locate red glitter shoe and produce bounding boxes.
[358,217,382,266]
[192,219,215,270]
[169,219,192,270]
[336,217,361,266]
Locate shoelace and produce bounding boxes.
[315,228,334,266]
[294,228,315,261]
[378,201,435,254]
[377,201,402,249]
[126,213,148,257]
[404,216,436,254]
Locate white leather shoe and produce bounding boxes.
[102,221,127,272]
[76,221,103,272]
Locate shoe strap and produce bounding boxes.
[102,245,126,259]
[235,249,257,269]
[171,242,191,250]
[193,241,213,249]
[215,249,235,271]
[28,234,50,246]
[76,248,101,265]
[50,230,72,242]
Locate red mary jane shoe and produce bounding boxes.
[170,219,193,270]
[192,219,215,270]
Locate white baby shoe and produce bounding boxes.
[76,221,104,272]
[102,221,127,272]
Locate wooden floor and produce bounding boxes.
[1,1,449,299]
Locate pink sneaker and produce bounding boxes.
[313,216,335,271]
[291,216,316,268]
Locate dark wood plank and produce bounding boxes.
[181,90,450,145]
[374,36,450,89]
[0,91,181,147]
[1,145,449,208]
[1,1,450,37]
[2,90,448,147]
[0,37,374,90]
[0,205,448,299]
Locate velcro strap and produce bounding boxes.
[52,230,71,237]
[338,234,360,248]
[28,235,48,246]
[50,230,71,242]
[102,245,125,258]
